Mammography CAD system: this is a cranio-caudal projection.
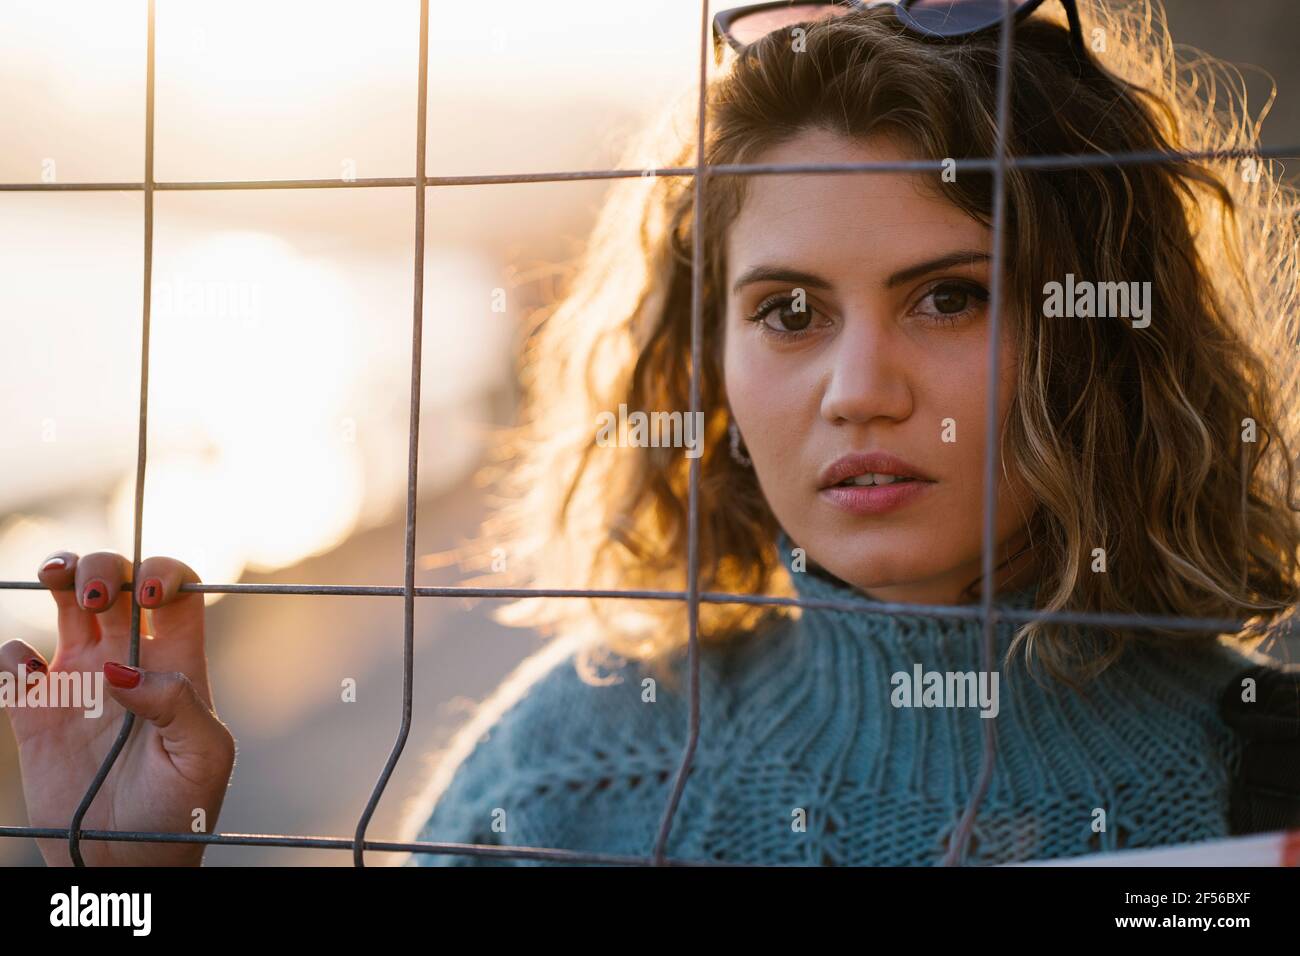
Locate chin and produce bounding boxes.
[815,551,938,595]
[806,523,927,568]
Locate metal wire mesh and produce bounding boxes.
[1,0,1297,867]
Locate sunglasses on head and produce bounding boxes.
[712,0,1085,62]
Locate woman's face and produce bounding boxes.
[723,127,1036,605]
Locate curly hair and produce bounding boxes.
[446,0,1300,690]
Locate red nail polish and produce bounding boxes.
[82,579,108,610]
[26,657,46,674]
[103,661,141,689]
[40,556,66,572]
[139,578,163,607]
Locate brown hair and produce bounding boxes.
[449,0,1300,689]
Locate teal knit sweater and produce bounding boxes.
[401,532,1252,865]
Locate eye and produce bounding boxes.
[912,279,989,324]
[744,292,819,337]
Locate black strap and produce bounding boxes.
[1219,664,1300,835]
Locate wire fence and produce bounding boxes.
[1,0,1297,867]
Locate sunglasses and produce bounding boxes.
[712,0,1085,62]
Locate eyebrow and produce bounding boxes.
[731,250,991,295]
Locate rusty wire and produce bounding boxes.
[1,0,1297,867]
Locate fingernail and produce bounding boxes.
[139,578,163,607]
[103,661,141,689]
[26,657,46,679]
[81,579,108,610]
[40,556,67,572]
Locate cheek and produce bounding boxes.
[722,327,809,496]
[938,334,1018,449]
[722,323,776,432]
[955,339,1029,525]
[924,334,1022,500]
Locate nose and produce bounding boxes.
[818,308,913,426]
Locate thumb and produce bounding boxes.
[0,639,49,691]
[102,662,235,777]
[0,639,51,736]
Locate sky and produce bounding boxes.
[0,0,737,639]
[2,0,1298,633]
[2,0,1299,867]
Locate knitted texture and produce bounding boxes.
[402,532,1251,866]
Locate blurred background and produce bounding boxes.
[1,0,1298,865]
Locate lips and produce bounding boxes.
[817,451,935,490]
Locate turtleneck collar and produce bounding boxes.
[756,528,1245,698]
[670,530,1248,868]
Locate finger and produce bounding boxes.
[0,639,49,686]
[102,663,235,781]
[0,640,50,729]
[74,551,134,653]
[37,551,100,658]
[133,557,209,702]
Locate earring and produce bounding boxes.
[728,418,752,468]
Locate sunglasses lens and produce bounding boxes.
[722,3,852,48]
[900,0,1026,37]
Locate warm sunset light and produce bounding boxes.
[2,0,1296,906]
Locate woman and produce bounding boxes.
[4,0,1298,866]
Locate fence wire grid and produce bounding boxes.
[1,0,1298,867]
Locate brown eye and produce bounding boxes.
[914,280,989,325]
[750,295,813,333]
[932,285,970,314]
[768,302,811,331]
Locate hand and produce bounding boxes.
[0,550,236,866]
